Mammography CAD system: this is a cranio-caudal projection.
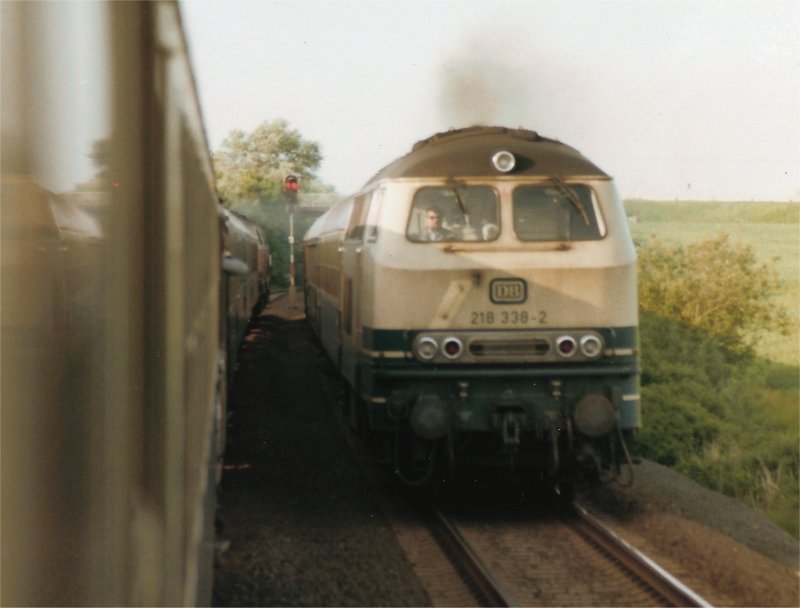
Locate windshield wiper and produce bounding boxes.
[551,178,590,226]
[447,179,471,225]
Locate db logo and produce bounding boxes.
[490,278,527,304]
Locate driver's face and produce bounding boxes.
[426,211,441,229]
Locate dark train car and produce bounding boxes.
[304,127,640,487]
[221,208,271,389]
[223,208,270,322]
[1,1,227,604]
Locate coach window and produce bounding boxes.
[407,185,500,242]
[512,184,605,241]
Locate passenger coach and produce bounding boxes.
[1,2,254,604]
[303,126,639,487]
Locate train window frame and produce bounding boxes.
[345,193,371,241]
[363,187,384,243]
[319,197,355,239]
[511,183,606,242]
[406,185,501,243]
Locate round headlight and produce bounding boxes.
[580,335,603,358]
[415,336,438,361]
[442,337,463,359]
[555,335,577,357]
[491,150,516,173]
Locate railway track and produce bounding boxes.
[568,502,712,607]
[425,501,712,607]
[426,506,517,607]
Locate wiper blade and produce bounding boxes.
[447,179,472,228]
[551,178,590,226]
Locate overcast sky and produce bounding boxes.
[181,0,799,201]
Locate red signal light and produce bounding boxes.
[283,175,299,202]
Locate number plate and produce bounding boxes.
[489,278,527,304]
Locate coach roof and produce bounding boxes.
[364,126,609,187]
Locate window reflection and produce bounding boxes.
[512,184,604,241]
[1,2,112,597]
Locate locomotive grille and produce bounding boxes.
[469,338,550,357]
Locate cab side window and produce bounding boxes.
[346,193,371,241]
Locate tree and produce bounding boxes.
[213,120,335,289]
[213,119,323,204]
[637,234,790,355]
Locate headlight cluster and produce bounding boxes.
[413,330,605,364]
[415,335,463,361]
[555,334,603,358]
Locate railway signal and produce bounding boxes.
[284,175,299,307]
[283,174,299,204]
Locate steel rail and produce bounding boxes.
[571,502,713,607]
[429,507,518,607]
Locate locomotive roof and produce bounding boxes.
[364,126,609,186]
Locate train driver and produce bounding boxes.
[421,205,456,241]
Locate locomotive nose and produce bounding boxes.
[409,395,452,439]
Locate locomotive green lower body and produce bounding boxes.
[345,326,640,485]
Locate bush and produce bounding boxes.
[637,234,790,355]
[636,237,798,537]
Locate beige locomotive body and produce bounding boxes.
[305,127,639,486]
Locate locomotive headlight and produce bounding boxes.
[555,335,577,357]
[491,150,516,173]
[441,337,463,359]
[579,335,603,358]
[415,336,439,361]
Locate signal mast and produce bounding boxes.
[283,175,299,308]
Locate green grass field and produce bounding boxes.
[625,200,799,366]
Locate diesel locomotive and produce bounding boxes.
[303,126,640,487]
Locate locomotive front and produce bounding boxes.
[305,127,639,487]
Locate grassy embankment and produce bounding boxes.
[625,200,799,537]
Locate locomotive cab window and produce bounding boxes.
[407,185,500,242]
[346,193,371,241]
[512,184,605,241]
